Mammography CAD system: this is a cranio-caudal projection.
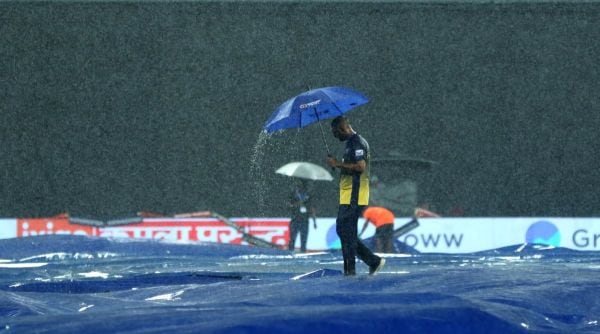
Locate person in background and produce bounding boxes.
[449,204,465,216]
[326,115,385,276]
[414,202,441,218]
[288,180,317,253]
[360,206,395,253]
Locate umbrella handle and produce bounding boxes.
[313,108,331,155]
[316,114,336,172]
[317,121,331,155]
[313,107,336,172]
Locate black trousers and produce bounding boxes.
[375,224,395,253]
[288,218,309,252]
[336,205,380,275]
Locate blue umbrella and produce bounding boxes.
[263,86,369,154]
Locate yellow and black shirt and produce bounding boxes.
[339,133,370,206]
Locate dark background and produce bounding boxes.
[1,1,599,219]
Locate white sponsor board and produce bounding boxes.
[299,217,600,253]
[0,219,17,239]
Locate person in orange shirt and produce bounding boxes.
[360,206,395,253]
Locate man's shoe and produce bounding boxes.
[369,258,385,275]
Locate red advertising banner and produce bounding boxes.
[17,218,96,237]
[15,217,290,248]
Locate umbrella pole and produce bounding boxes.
[314,109,331,155]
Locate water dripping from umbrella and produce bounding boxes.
[250,131,270,216]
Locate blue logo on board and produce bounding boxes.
[525,220,560,246]
[326,225,341,249]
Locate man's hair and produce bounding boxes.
[331,115,349,128]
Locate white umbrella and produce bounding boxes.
[276,162,334,181]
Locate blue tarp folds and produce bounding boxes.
[1,235,599,334]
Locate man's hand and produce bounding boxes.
[327,156,366,173]
[326,156,338,169]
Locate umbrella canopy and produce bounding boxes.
[263,86,368,154]
[264,86,369,134]
[276,162,334,181]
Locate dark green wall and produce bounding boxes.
[1,1,599,218]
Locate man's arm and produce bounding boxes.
[326,157,366,173]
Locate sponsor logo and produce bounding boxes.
[326,224,341,249]
[355,149,364,157]
[572,229,600,248]
[323,222,463,251]
[401,233,463,249]
[525,220,560,246]
[299,99,321,109]
[17,219,95,237]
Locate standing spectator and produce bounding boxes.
[288,180,316,253]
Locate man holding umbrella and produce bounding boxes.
[327,116,385,276]
[263,86,382,274]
